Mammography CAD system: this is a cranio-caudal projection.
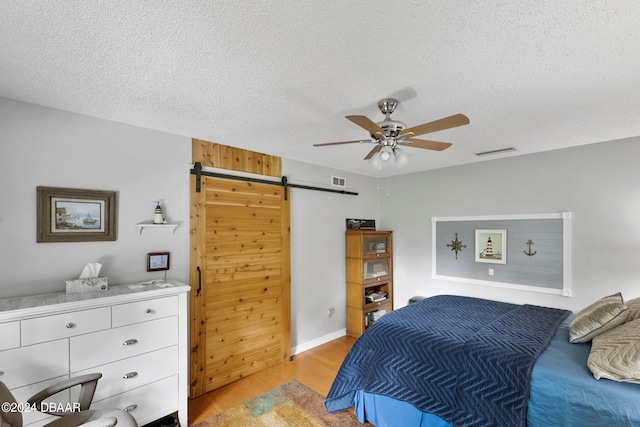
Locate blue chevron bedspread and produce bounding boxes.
[325,295,569,427]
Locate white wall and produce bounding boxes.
[0,98,192,298]
[379,138,640,312]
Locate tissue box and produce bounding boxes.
[65,277,109,294]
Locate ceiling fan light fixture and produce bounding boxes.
[315,98,469,170]
[379,146,393,162]
[369,152,383,170]
[369,145,412,170]
[394,147,411,168]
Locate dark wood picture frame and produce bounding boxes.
[37,186,117,242]
[147,252,170,272]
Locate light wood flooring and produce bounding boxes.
[188,335,356,425]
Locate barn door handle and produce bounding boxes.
[196,266,202,295]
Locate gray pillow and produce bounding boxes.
[624,297,640,322]
[569,292,628,343]
[588,318,640,384]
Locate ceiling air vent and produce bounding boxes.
[475,147,516,157]
[331,176,346,188]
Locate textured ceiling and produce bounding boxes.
[2,1,639,177]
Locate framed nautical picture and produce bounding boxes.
[475,229,507,264]
[37,186,117,242]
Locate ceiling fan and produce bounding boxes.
[313,99,469,169]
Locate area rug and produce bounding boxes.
[192,380,370,427]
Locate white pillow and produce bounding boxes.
[569,292,628,343]
[588,318,640,384]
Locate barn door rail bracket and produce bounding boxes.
[190,162,358,198]
[282,176,288,200]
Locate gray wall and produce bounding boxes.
[283,160,378,352]
[0,98,192,296]
[0,97,379,353]
[378,138,640,313]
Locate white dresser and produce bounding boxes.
[0,280,190,427]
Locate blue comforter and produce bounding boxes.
[325,295,569,427]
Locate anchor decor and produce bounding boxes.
[524,239,537,256]
[447,233,466,259]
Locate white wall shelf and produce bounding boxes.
[136,223,179,235]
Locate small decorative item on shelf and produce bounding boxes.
[365,291,388,303]
[154,201,166,224]
[346,218,376,230]
[137,201,177,234]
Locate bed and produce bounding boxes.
[325,294,640,426]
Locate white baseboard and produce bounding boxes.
[291,328,346,356]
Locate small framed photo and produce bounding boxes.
[37,186,117,243]
[475,229,507,264]
[147,252,170,272]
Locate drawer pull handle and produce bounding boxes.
[123,339,138,346]
[124,404,138,412]
[123,372,138,379]
[66,323,76,329]
[0,371,4,376]
[146,308,153,314]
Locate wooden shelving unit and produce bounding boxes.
[345,230,393,337]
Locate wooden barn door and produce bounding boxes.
[190,140,291,397]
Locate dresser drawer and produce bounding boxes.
[21,307,111,345]
[72,346,178,402]
[91,375,178,426]
[70,316,178,372]
[0,340,68,389]
[112,296,178,327]
[0,321,20,351]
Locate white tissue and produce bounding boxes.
[79,262,102,279]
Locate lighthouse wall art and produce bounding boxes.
[475,229,507,264]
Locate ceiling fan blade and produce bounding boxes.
[364,145,382,160]
[313,140,368,147]
[346,115,385,135]
[399,114,469,137]
[400,138,453,151]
